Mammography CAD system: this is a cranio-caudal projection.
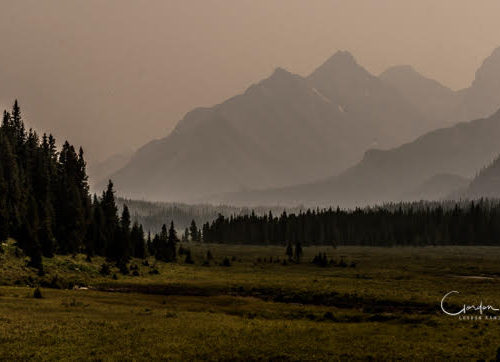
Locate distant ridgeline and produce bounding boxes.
[201,199,500,246]
[0,102,152,270]
[117,198,306,234]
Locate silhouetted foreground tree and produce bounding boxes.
[0,101,146,269]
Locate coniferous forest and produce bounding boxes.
[0,102,149,270]
[201,200,500,246]
[3,101,500,273]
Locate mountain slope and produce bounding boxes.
[455,47,500,123]
[379,65,459,125]
[216,109,500,206]
[107,52,432,201]
[379,47,500,127]
[462,155,500,199]
[402,173,469,201]
[88,150,134,190]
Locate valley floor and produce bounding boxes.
[1,243,500,360]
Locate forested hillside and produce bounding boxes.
[118,198,305,233]
[463,154,500,199]
[0,102,146,270]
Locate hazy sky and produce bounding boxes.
[1,0,500,163]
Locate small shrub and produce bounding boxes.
[184,250,194,264]
[99,263,111,276]
[33,287,42,299]
[49,275,64,289]
[323,311,336,321]
[149,268,160,275]
[339,257,347,268]
[312,252,328,267]
[118,262,129,275]
[142,260,150,267]
[112,273,118,280]
[206,250,214,260]
[132,270,140,276]
[221,257,231,267]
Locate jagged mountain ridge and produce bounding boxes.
[109,47,500,204]
[214,109,500,206]
[108,51,433,201]
[379,65,459,125]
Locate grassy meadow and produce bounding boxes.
[2,240,500,360]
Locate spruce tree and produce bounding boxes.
[294,242,303,263]
[166,221,179,261]
[182,227,189,242]
[131,222,145,258]
[189,219,200,242]
[119,205,132,261]
[285,243,293,260]
[101,181,120,259]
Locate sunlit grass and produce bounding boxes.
[2,241,500,359]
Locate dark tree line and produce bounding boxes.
[202,200,500,246]
[6,101,500,271]
[0,101,151,269]
[117,197,305,234]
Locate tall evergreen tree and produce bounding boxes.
[189,219,200,242]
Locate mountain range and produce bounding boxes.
[106,47,500,204]
[216,109,500,206]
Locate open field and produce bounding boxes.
[2,241,500,360]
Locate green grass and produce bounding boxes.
[2,240,500,360]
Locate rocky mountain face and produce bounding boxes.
[379,65,459,125]
[380,47,500,126]
[107,51,433,201]
[109,47,500,204]
[215,109,500,207]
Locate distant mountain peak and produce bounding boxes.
[318,50,358,69]
[473,46,500,86]
[255,67,303,90]
[307,50,370,82]
[269,66,294,79]
[328,50,356,62]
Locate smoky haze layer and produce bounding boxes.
[105,51,434,201]
[107,46,500,203]
[1,0,500,168]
